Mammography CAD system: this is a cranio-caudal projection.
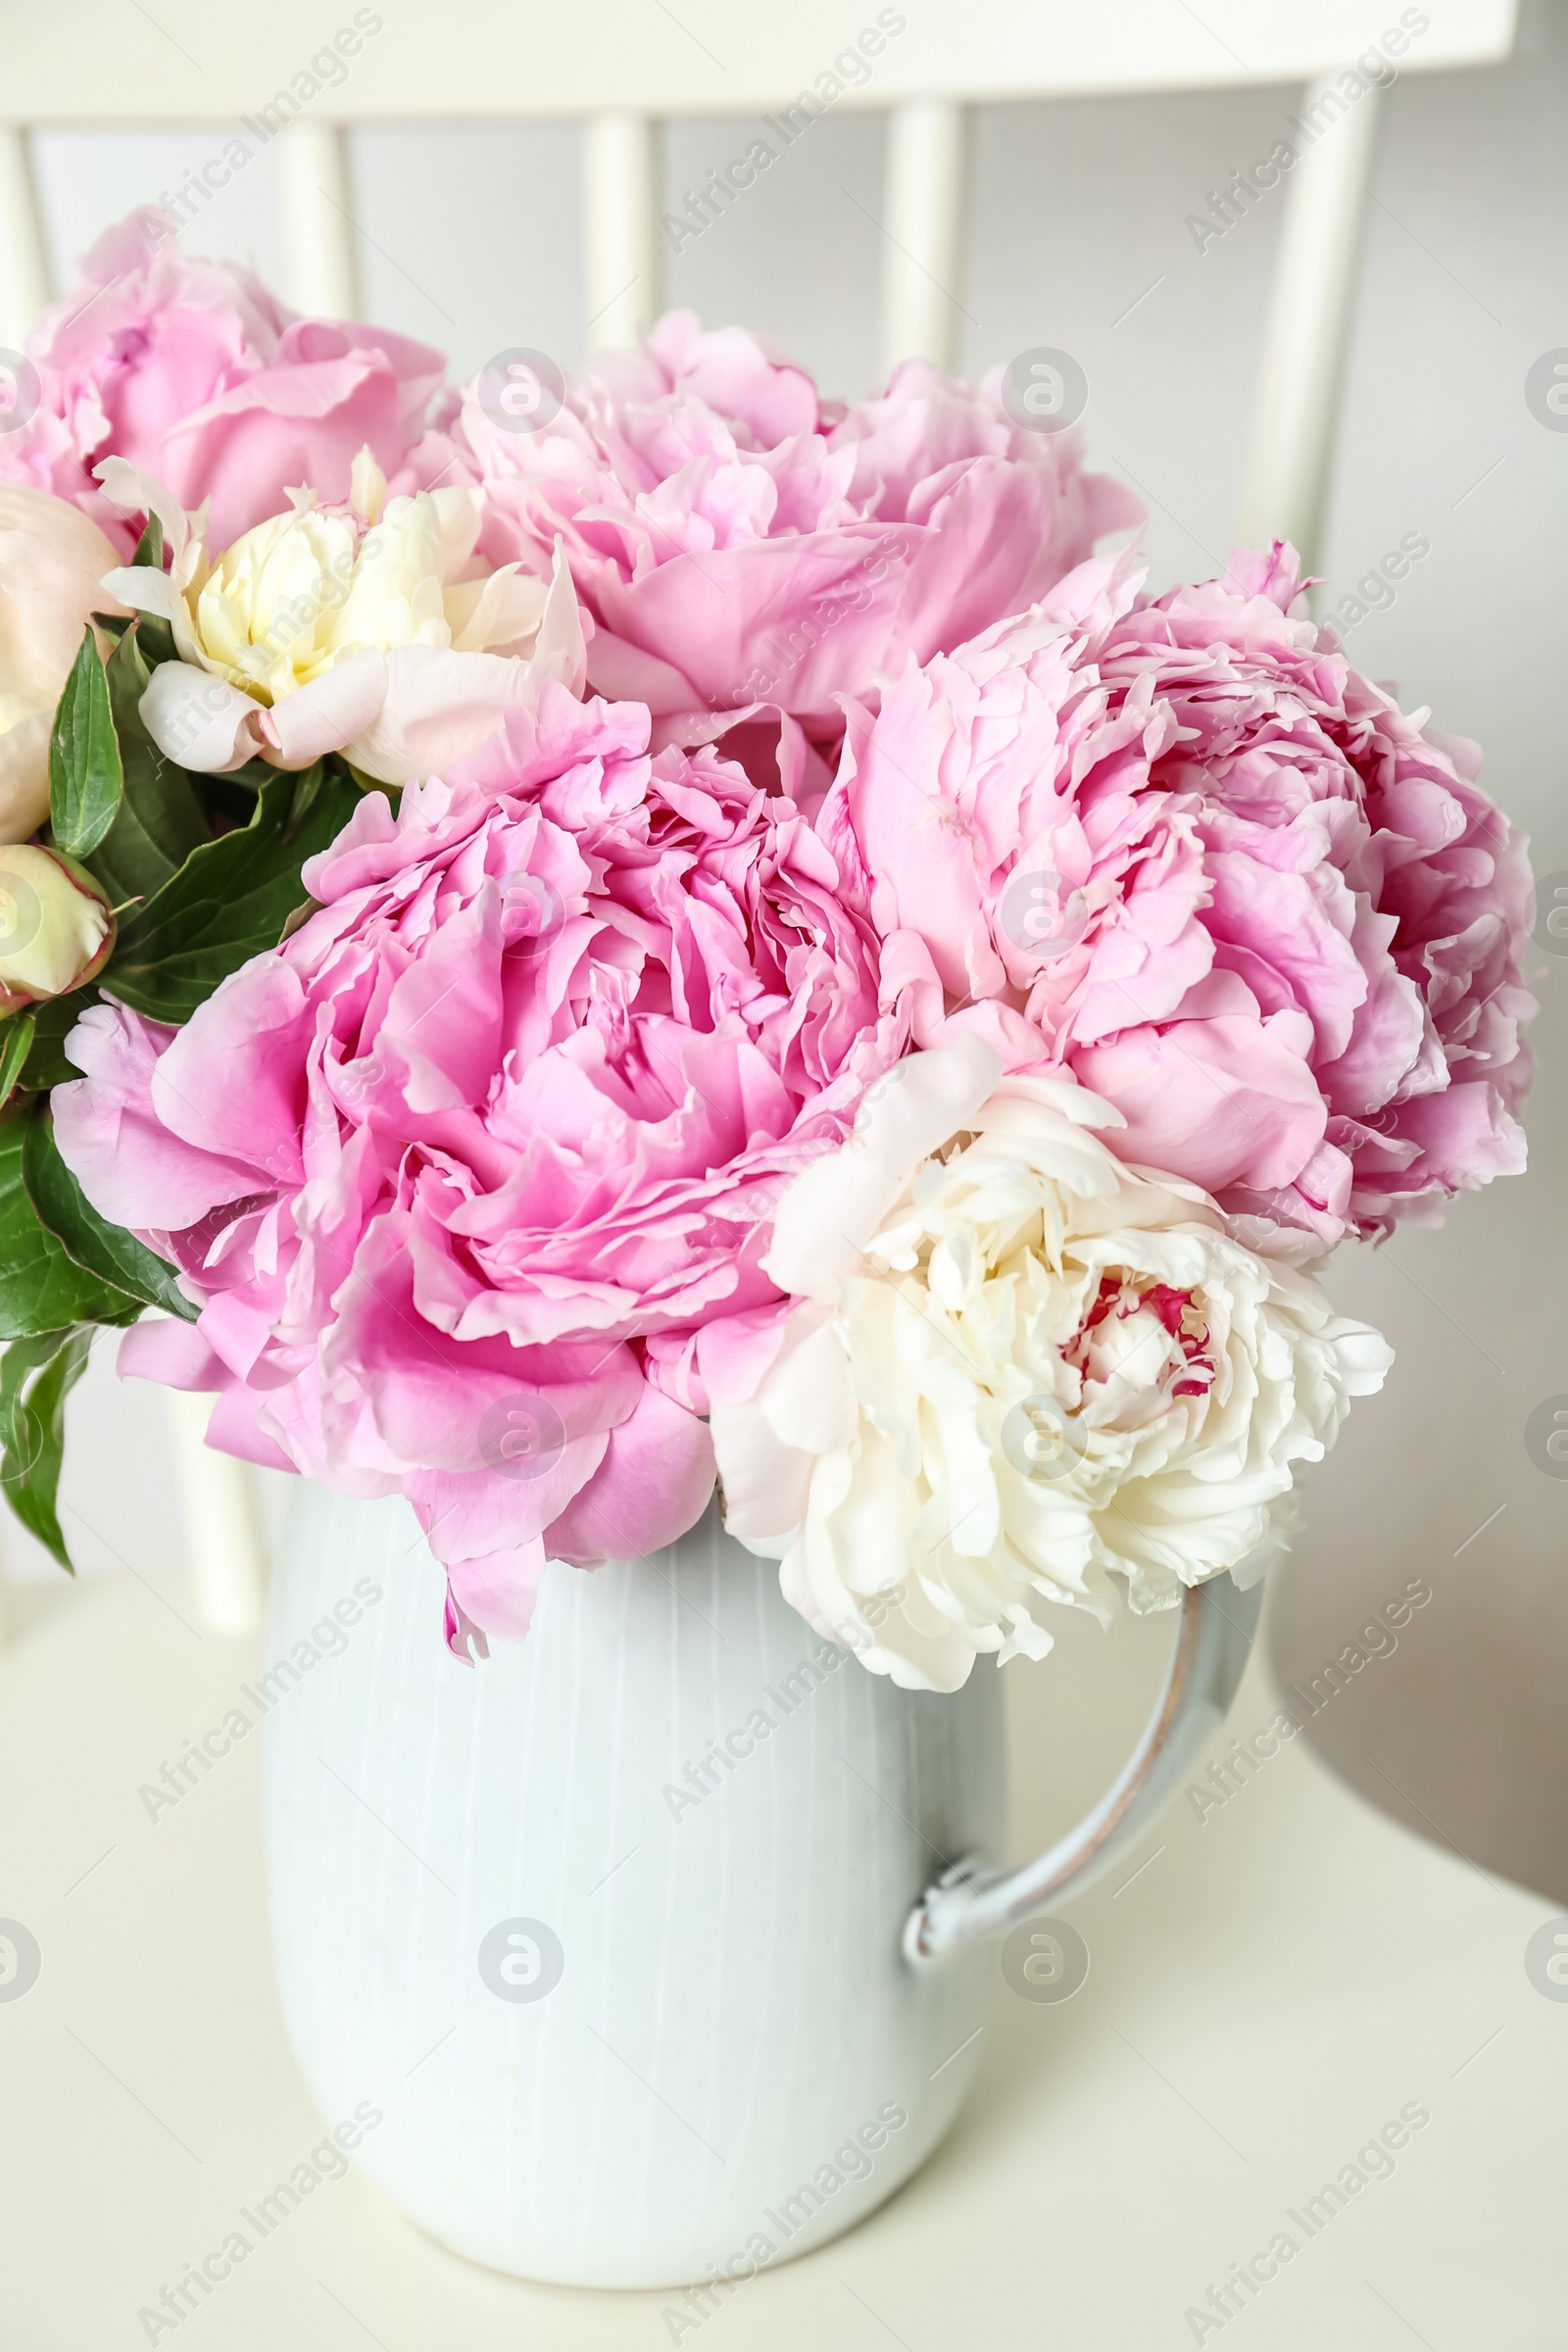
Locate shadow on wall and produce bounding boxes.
[1267,942,1568,1907]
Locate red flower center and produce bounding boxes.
[1061,1272,1214,1398]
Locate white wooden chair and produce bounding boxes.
[0,0,1518,1630]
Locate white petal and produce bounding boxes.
[265,649,389,768]
[529,540,588,699]
[444,564,549,656]
[93,457,193,563]
[710,1401,810,1544]
[138,660,266,773]
[349,445,386,526]
[346,644,559,786]
[765,1035,1000,1299]
[99,565,182,624]
[760,1311,858,1455]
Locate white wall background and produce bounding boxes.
[8,8,1567,1891]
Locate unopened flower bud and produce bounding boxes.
[0,843,115,1010]
[0,484,128,844]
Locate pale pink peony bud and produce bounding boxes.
[0,843,115,1012]
[0,484,128,845]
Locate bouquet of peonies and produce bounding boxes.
[0,208,1533,1688]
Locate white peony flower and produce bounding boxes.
[710,1034,1393,1692]
[94,449,586,785]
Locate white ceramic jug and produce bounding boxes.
[262,1483,1253,2289]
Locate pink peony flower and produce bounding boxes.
[53,689,906,1649]
[820,543,1534,1243]
[0,209,443,553]
[433,312,1141,742]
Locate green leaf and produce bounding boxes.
[22,1107,196,1322]
[0,1014,34,1110]
[18,989,98,1093]
[126,515,177,662]
[190,772,263,836]
[48,628,125,858]
[0,1115,142,1339]
[133,611,177,667]
[213,757,272,795]
[0,1326,94,1571]
[105,765,359,1024]
[282,762,326,841]
[87,629,210,907]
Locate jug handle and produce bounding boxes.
[902,1572,1261,1968]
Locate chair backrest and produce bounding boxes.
[0,0,1516,563]
[0,0,1519,1626]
